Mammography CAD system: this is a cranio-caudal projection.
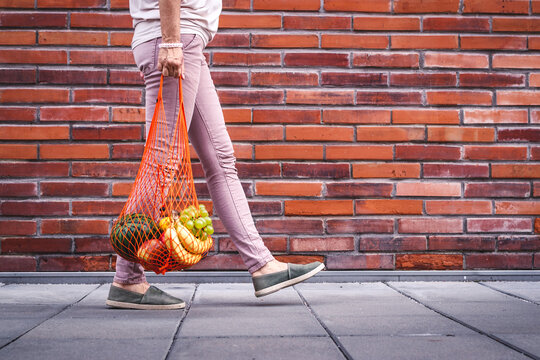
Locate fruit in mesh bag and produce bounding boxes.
[161,227,203,266]
[111,213,161,259]
[137,238,168,265]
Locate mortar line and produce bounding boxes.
[294,286,353,360]
[383,282,540,360]
[478,281,540,306]
[164,284,199,360]
[0,283,102,351]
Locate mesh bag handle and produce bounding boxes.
[110,76,212,274]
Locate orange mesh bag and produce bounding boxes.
[110,76,213,274]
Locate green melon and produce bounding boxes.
[110,213,161,261]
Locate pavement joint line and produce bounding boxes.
[177,334,330,339]
[163,283,199,360]
[0,283,103,352]
[383,282,540,360]
[294,285,353,360]
[478,281,540,306]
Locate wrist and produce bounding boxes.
[159,42,183,49]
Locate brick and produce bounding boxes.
[212,52,281,66]
[0,12,67,27]
[0,162,68,178]
[285,15,350,30]
[71,12,132,28]
[0,200,68,217]
[497,91,540,105]
[218,90,283,105]
[464,145,527,160]
[396,182,461,197]
[391,35,458,49]
[37,0,106,7]
[41,106,108,122]
[322,72,387,87]
[0,68,36,84]
[533,110,540,123]
[466,254,532,270]
[0,125,68,140]
[352,162,421,178]
[223,0,250,10]
[326,182,393,198]
[40,255,111,271]
[112,107,145,123]
[287,90,354,105]
[39,68,107,85]
[72,125,141,141]
[223,108,251,124]
[396,145,461,160]
[465,182,530,198]
[531,73,540,87]
[207,33,250,48]
[492,164,540,178]
[187,254,245,271]
[285,200,353,215]
[1,237,72,254]
[70,50,135,65]
[0,182,37,197]
[40,144,109,159]
[111,181,133,197]
[73,88,142,104]
[274,255,326,265]
[0,88,69,104]
[208,71,248,88]
[398,218,463,233]
[493,17,540,32]
[498,128,540,142]
[533,147,540,161]
[427,90,492,105]
[253,0,320,10]
[0,0,34,7]
[290,237,354,252]
[426,200,492,215]
[423,17,489,32]
[461,36,527,50]
[227,125,282,141]
[530,37,540,50]
[283,162,350,179]
[326,254,394,270]
[237,162,281,178]
[463,109,527,124]
[353,52,419,68]
[255,144,323,160]
[321,34,388,49]
[252,71,318,87]
[109,69,144,85]
[284,53,349,67]
[356,91,422,105]
[327,218,394,234]
[356,199,422,214]
[424,52,488,68]
[493,54,540,69]
[0,107,35,122]
[72,200,124,215]
[424,163,489,178]
[41,219,109,235]
[429,236,496,251]
[255,219,323,234]
[0,256,37,271]
[498,235,540,251]
[360,236,426,252]
[286,125,354,142]
[460,73,525,88]
[534,0,540,13]
[0,144,37,159]
[324,0,390,12]
[0,30,36,45]
[390,72,456,87]
[396,254,463,270]
[75,236,113,253]
[111,143,144,160]
[326,145,393,160]
[394,0,459,13]
[38,30,107,45]
[252,201,284,215]
[0,49,67,64]
[41,181,108,197]
[255,181,322,196]
[357,126,424,142]
[220,236,287,252]
[252,34,318,48]
[323,109,390,124]
[354,16,419,31]
[495,201,540,215]
[393,109,459,124]
[109,31,132,46]
[428,126,494,142]
[463,0,529,14]
[219,14,281,29]
[467,218,531,233]
[254,109,320,124]
[0,220,37,235]
[72,161,138,178]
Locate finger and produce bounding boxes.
[162,67,169,77]
[181,62,185,80]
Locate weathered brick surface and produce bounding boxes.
[1,1,538,271]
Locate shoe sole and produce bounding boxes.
[105,299,185,310]
[254,263,325,298]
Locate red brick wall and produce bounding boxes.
[1,0,539,272]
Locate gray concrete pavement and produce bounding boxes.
[0,281,539,360]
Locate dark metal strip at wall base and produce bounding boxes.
[1,270,540,284]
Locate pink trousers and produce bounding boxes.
[113,34,274,284]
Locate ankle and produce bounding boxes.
[112,281,150,294]
[252,260,288,278]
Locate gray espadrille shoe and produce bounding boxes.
[106,285,185,310]
[252,262,325,297]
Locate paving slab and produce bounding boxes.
[179,283,326,337]
[169,336,344,360]
[481,281,540,304]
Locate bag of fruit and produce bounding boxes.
[110,76,213,274]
